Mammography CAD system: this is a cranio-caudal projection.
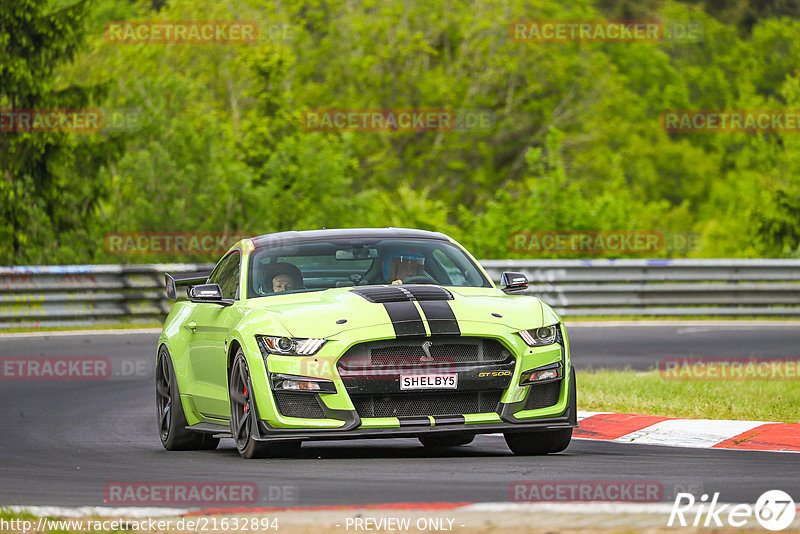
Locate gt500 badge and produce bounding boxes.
[478,371,511,378]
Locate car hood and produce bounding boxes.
[242,286,547,338]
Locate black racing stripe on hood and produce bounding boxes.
[383,301,426,337]
[418,300,461,336]
[350,285,455,337]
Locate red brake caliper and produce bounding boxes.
[243,386,247,414]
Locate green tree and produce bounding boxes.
[0,0,123,264]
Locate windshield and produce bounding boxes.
[247,238,490,298]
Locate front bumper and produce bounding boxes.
[252,366,578,443]
[255,418,575,442]
[252,327,575,441]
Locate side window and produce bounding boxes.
[209,251,241,300]
[432,249,466,286]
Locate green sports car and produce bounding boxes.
[156,228,576,458]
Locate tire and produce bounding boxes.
[156,346,219,451]
[504,428,573,455]
[418,433,475,448]
[229,350,301,459]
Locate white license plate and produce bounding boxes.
[400,374,458,390]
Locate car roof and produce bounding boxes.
[250,228,452,247]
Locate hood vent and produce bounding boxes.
[404,286,454,301]
[350,285,453,303]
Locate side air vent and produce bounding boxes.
[273,392,327,419]
[523,381,561,410]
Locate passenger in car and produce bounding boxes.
[272,273,295,292]
[257,262,304,294]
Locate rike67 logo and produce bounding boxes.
[669,490,796,531]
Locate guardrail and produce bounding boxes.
[0,264,214,329]
[480,259,800,316]
[2,260,799,328]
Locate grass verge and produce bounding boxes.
[579,369,800,423]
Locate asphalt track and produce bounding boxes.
[0,323,798,508]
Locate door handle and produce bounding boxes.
[187,321,197,331]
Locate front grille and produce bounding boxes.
[523,381,561,410]
[273,392,326,419]
[351,390,503,418]
[338,337,511,371]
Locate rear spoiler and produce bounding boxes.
[165,270,212,300]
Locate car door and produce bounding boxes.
[186,250,241,419]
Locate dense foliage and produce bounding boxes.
[2,0,800,264]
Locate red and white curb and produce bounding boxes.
[575,411,800,452]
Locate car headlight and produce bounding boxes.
[518,325,559,347]
[256,335,326,356]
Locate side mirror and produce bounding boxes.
[188,284,233,306]
[164,270,212,301]
[165,273,177,300]
[500,272,528,293]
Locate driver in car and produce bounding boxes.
[386,254,427,284]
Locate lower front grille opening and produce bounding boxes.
[351,390,503,418]
[523,381,562,410]
[273,392,327,419]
